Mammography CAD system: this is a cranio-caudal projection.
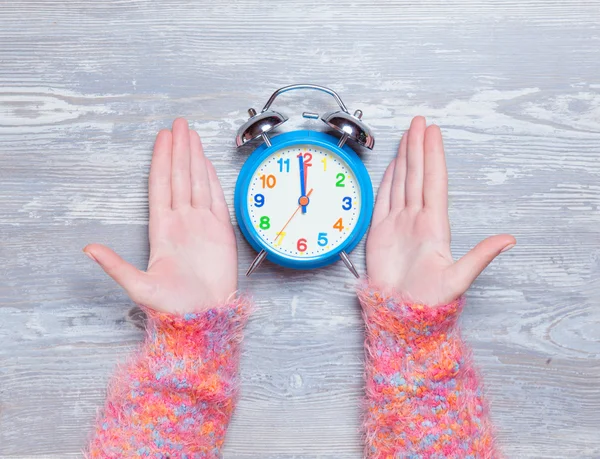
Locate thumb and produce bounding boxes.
[83,243,150,304]
[447,234,516,297]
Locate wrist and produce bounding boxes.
[142,297,251,356]
[358,281,464,340]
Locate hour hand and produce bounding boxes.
[298,154,308,213]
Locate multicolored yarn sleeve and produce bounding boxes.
[86,298,251,459]
[358,284,498,459]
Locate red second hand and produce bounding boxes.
[277,188,313,239]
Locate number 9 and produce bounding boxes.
[254,194,265,207]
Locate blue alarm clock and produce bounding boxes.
[234,84,375,277]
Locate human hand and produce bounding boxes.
[84,118,237,314]
[366,116,515,305]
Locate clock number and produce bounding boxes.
[261,174,276,189]
[342,196,352,210]
[321,157,327,171]
[254,194,265,207]
[297,238,308,252]
[259,216,271,230]
[275,231,286,246]
[277,158,290,173]
[304,152,313,167]
[333,218,344,232]
[335,173,346,187]
[297,152,313,167]
[317,232,328,247]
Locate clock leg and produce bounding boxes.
[340,251,360,279]
[246,250,267,277]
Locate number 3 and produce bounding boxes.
[342,197,352,210]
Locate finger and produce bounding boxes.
[423,124,448,214]
[446,234,516,297]
[171,118,192,209]
[190,130,212,209]
[83,244,151,305]
[405,116,426,208]
[390,133,407,209]
[149,129,172,216]
[206,159,231,224]
[372,159,395,226]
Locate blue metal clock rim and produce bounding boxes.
[234,130,373,270]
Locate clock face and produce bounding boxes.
[245,144,362,259]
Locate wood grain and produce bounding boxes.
[1,0,599,457]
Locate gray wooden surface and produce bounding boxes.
[1,1,599,457]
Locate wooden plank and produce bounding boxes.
[1,0,599,457]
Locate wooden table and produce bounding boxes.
[1,1,599,457]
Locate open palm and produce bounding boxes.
[84,118,237,313]
[367,116,515,305]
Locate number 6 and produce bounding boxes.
[297,238,308,252]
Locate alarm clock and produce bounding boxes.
[234,84,375,278]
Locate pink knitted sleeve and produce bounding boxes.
[87,298,251,459]
[358,284,499,458]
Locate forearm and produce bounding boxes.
[359,284,497,458]
[87,297,251,459]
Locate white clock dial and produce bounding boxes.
[246,144,362,258]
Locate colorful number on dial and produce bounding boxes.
[254,194,265,207]
[318,232,328,246]
[275,231,286,246]
[261,174,276,188]
[277,158,290,173]
[333,218,344,231]
[260,216,271,229]
[297,238,308,252]
[297,152,313,167]
[342,196,352,210]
